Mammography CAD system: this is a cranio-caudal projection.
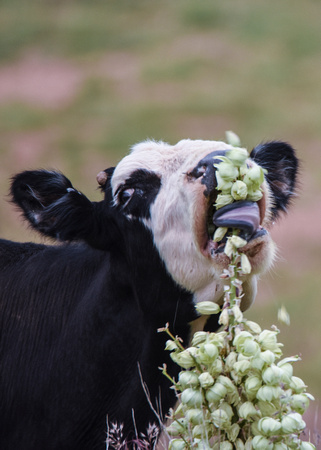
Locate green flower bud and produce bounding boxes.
[195,301,221,315]
[191,331,207,346]
[233,359,251,376]
[257,417,282,436]
[219,308,230,327]
[181,388,203,408]
[290,394,310,414]
[213,226,228,242]
[256,385,282,402]
[198,372,214,388]
[251,421,260,437]
[258,330,278,350]
[227,147,249,167]
[224,351,238,371]
[245,375,262,399]
[279,364,293,384]
[257,400,277,417]
[171,349,196,369]
[234,438,245,450]
[185,408,204,425]
[241,253,252,274]
[216,172,233,193]
[211,408,231,429]
[217,375,236,392]
[300,442,316,450]
[215,161,239,181]
[219,401,234,420]
[192,424,208,439]
[205,382,227,403]
[243,165,264,189]
[244,320,262,334]
[281,412,306,434]
[165,340,179,351]
[230,369,242,385]
[225,130,242,148]
[251,355,265,371]
[260,350,276,365]
[278,355,300,368]
[231,180,248,200]
[208,330,227,347]
[168,438,187,450]
[209,357,223,376]
[178,370,199,388]
[167,418,188,436]
[227,423,240,443]
[252,435,273,450]
[241,338,260,357]
[229,235,248,249]
[215,193,234,209]
[277,305,291,326]
[198,343,219,364]
[215,442,233,450]
[272,442,287,450]
[247,189,263,202]
[238,401,261,420]
[226,387,241,406]
[290,376,307,394]
[262,364,284,385]
[233,331,253,348]
[232,305,243,323]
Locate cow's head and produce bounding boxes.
[11,139,298,310]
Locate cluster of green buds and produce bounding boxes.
[159,133,315,449]
[214,130,265,210]
[161,287,314,449]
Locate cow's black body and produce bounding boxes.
[0,220,201,449]
[0,139,298,450]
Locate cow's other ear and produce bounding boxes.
[11,170,104,244]
[250,141,299,219]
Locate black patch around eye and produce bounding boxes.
[189,150,227,197]
[118,169,161,219]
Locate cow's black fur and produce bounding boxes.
[1,173,206,449]
[0,141,298,450]
[250,141,299,218]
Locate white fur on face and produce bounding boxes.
[111,139,275,309]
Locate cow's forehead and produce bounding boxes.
[111,139,233,193]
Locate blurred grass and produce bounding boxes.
[0,0,320,437]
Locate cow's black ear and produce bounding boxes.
[10,170,100,243]
[250,141,299,219]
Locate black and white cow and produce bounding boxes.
[0,139,298,449]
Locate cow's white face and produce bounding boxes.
[111,139,276,310]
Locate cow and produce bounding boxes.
[0,139,298,449]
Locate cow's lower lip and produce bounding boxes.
[203,227,268,258]
[211,228,267,254]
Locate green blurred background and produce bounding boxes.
[0,0,320,442]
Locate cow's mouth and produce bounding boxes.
[202,200,267,259]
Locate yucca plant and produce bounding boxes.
[160,134,315,450]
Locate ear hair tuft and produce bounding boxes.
[96,171,109,187]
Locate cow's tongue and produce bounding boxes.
[213,201,260,239]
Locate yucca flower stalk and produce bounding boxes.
[160,133,315,450]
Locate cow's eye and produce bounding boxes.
[118,188,135,205]
[188,165,207,179]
